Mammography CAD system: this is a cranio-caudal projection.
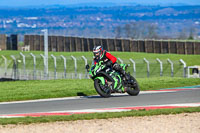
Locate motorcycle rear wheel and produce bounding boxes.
[94,79,111,98]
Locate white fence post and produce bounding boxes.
[129,58,136,77]
[20,52,27,80]
[30,53,36,80]
[10,55,17,79]
[1,55,7,77]
[51,54,57,79]
[144,58,150,78]
[60,55,67,79]
[71,55,77,79]
[40,54,48,79]
[180,59,187,78]
[117,58,123,64]
[167,58,174,77]
[82,56,88,79]
[156,58,163,76]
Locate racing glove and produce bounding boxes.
[106,60,113,67]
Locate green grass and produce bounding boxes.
[0,107,199,125]
[0,77,199,102]
[0,51,200,125]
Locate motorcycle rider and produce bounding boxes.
[92,45,130,81]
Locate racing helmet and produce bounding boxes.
[93,45,103,59]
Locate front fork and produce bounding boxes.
[95,77,113,91]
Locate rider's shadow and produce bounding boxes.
[76,92,103,98]
[78,94,129,99]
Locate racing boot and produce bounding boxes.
[120,68,131,83]
[113,63,131,82]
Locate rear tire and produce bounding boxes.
[126,76,140,96]
[94,79,111,98]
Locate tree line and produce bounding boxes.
[114,21,198,40]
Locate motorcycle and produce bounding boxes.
[86,61,140,98]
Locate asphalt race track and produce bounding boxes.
[0,85,200,117]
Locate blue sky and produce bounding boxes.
[0,0,199,7]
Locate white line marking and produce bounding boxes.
[0,96,83,105]
[0,85,199,105]
[0,102,199,118]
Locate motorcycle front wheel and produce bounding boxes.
[94,79,111,98]
[126,76,140,96]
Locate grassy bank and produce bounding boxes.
[0,107,199,125]
[1,51,200,66]
[0,77,199,102]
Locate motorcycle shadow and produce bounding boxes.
[81,94,130,99]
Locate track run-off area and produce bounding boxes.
[0,85,200,118]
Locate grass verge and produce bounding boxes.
[0,107,199,125]
[0,77,199,102]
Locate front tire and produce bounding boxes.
[94,79,111,98]
[126,76,140,96]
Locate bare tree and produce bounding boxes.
[188,27,197,40]
[124,24,131,38]
[115,26,122,38]
[139,22,148,39]
[130,22,139,39]
[178,28,188,39]
[147,24,158,39]
[122,22,159,39]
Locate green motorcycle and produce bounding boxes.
[86,61,140,98]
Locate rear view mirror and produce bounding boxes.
[85,64,90,72]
